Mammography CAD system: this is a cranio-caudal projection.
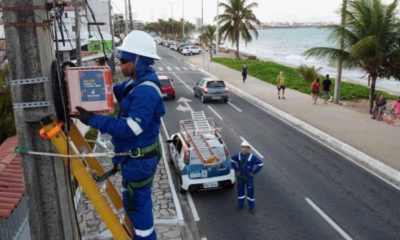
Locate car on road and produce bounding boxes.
[181,46,202,55]
[158,75,176,100]
[170,43,179,51]
[193,79,229,103]
[167,111,235,193]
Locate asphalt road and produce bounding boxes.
[155,46,400,240]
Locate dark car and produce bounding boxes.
[193,79,229,103]
[158,75,176,100]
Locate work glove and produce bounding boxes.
[75,106,94,125]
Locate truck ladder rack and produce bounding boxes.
[179,111,219,163]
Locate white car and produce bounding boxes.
[170,43,179,51]
[190,46,202,55]
[166,112,235,193]
[181,46,202,56]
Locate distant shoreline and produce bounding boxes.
[216,48,400,96]
[259,26,329,29]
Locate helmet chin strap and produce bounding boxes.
[131,55,140,79]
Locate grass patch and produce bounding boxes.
[213,58,396,101]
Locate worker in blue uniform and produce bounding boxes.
[230,141,263,214]
[74,30,165,239]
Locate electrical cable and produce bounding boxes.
[51,1,82,238]
[84,0,110,64]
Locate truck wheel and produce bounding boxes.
[179,177,186,194]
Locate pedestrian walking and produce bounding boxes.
[311,78,320,105]
[74,30,165,240]
[242,64,248,83]
[230,141,263,214]
[276,71,286,99]
[322,74,332,104]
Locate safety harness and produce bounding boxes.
[118,79,163,210]
[237,153,253,183]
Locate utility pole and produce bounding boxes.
[108,0,116,73]
[182,0,184,39]
[216,0,219,57]
[124,0,129,34]
[73,0,82,66]
[3,0,80,239]
[201,0,205,68]
[128,0,133,31]
[334,0,347,104]
[84,1,92,37]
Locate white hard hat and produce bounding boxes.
[117,30,161,60]
[240,141,251,147]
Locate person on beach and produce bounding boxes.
[276,71,286,99]
[311,78,320,105]
[242,64,248,83]
[322,74,332,104]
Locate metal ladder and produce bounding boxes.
[180,111,217,163]
[39,117,133,239]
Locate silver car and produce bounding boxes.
[193,79,229,103]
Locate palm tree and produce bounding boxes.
[305,0,400,113]
[297,65,322,84]
[199,25,216,47]
[217,0,261,59]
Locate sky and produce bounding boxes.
[111,0,398,25]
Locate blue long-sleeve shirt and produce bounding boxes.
[230,152,263,175]
[89,78,165,155]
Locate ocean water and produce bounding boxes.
[223,28,400,95]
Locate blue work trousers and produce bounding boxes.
[237,175,255,209]
[123,183,156,240]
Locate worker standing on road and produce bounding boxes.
[230,141,263,214]
[74,30,165,240]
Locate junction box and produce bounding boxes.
[65,66,114,115]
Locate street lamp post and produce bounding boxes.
[182,0,185,39]
[216,0,219,57]
[201,0,205,68]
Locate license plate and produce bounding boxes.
[211,96,221,100]
[203,181,218,189]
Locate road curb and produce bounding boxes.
[197,68,400,188]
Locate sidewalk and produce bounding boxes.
[77,134,186,240]
[187,55,400,184]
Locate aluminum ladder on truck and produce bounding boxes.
[180,111,218,163]
[38,116,133,239]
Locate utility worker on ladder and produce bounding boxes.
[230,141,263,214]
[74,30,165,240]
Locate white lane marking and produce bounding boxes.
[198,68,400,190]
[228,101,243,112]
[175,67,181,71]
[172,72,194,93]
[239,136,265,159]
[166,66,172,71]
[160,119,184,222]
[207,106,223,120]
[177,97,194,112]
[182,67,189,70]
[190,67,197,71]
[187,192,200,222]
[189,63,196,68]
[158,66,164,71]
[305,198,353,240]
